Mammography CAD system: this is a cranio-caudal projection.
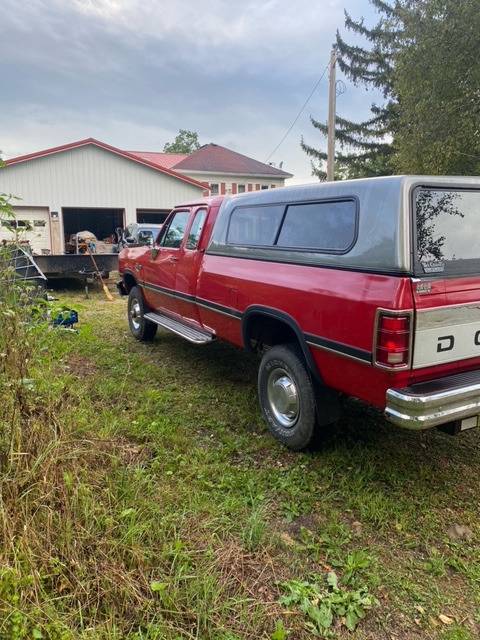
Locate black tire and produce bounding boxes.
[127,286,157,341]
[258,344,317,450]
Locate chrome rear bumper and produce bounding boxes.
[385,369,480,430]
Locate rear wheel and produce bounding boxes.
[258,344,317,450]
[128,286,157,341]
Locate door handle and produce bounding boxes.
[168,256,179,263]
[135,264,143,271]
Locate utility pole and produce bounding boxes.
[326,46,337,182]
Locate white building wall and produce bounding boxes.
[0,145,203,251]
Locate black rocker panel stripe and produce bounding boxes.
[305,333,372,363]
[142,282,195,303]
[139,281,372,362]
[141,282,242,318]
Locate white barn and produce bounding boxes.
[0,138,205,255]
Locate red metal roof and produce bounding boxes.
[4,138,206,189]
[173,143,293,178]
[128,151,189,169]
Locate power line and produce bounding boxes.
[456,150,480,161]
[265,60,330,163]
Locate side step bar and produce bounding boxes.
[144,312,214,345]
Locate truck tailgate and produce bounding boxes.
[412,277,480,370]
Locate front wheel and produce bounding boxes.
[258,344,317,450]
[127,286,157,341]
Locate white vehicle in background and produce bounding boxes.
[118,223,164,249]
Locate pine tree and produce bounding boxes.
[301,0,405,179]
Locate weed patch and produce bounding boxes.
[280,571,378,633]
[0,276,479,638]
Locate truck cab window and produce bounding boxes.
[186,209,207,250]
[161,211,190,249]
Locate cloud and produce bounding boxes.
[0,0,381,181]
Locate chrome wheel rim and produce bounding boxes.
[267,367,299,428]
[130,299,142,331]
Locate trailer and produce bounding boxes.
[0,214,118,281]
[34,253,118,279]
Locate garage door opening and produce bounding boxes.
[62,208,124,252]
[137,209,170,224]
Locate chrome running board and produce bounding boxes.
[144,312,214,345]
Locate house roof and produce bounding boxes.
[173,143,293,178]
[128,151,189,169]
[4,138,206,189]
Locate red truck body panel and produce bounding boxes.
[119,183,480,432]
[195,254,415,407]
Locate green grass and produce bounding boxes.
[1,286,480,639]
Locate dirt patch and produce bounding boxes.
[283,513,321,537]
[88,436,154,467]
[214,540,285,614]
[65,354,99,378]
[229,445,299,470]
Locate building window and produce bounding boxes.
[210,183,219,195]
[238,184,246,193]
[271,184,276,189]
[261,185,268,190]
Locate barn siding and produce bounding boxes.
[0,145,203,250]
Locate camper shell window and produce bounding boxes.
[226,198,358,254]
[414,187,480,276]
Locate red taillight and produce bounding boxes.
[375,313,411,367]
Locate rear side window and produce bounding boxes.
[277,200,357,252]
[186,209,207,250]
[227,205,285,246]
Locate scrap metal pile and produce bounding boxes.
[0,244,47,287]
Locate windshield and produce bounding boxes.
[414,188,480,276]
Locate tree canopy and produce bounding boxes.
[301,0,480,179]
[302,0,403,179]
[163,129,201,154]
[394,0,480,175]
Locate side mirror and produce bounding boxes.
[138,233,154,246]
[150,246,160,259]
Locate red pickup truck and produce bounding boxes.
[119,176,480,449]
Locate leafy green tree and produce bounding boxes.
[302,0,404,179]
[394,0,480,175]
[163,129,200,154]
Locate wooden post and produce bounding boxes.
[326,47,337,182]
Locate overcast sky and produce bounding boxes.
[0,0,380,184]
